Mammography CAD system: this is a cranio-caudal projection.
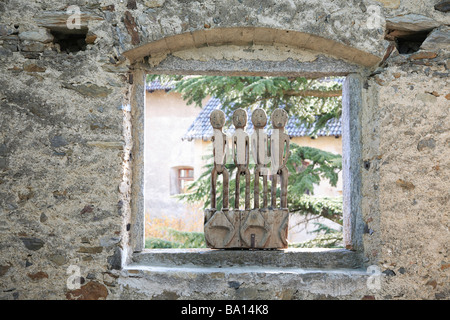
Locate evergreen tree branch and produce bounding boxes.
[282,89,342,98]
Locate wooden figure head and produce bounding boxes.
[271,108,288,129]
[232,108,247,129]
[210,109,226,129]
[251,109,267,129]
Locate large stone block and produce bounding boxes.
[18,28,53,43]
[386,14,441,32]
[420,26,450,51]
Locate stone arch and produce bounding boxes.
[123,27,381,68]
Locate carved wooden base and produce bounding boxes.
[204,209,289,249]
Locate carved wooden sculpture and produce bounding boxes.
[210,110,229,211]
[204,110,238,248]
[231,108,250,210]
[270,108,290,209]
[250,109,269,209]
[204,108,290,249]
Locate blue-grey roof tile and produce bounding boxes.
[146,80,174,92]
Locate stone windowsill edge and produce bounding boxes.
[120,264,370,277]
[124,248,366,272]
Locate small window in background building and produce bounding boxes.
[178,168,194,194]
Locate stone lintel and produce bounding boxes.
[141,54,362,78]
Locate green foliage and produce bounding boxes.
[289,232,343,248]
[310,222,340,234]
[289,195,343,225]
[287,144,342,197]
[147,74,342,135]
[168,228,206,248]
[145,229,206,249]
[145,237,178,249]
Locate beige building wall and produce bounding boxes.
[144,90,203,221]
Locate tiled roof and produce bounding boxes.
[181,97,342,141]
[319,77,346,85]
[146,80,174,92]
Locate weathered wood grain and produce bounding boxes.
[206,108,291,249]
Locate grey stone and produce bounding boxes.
[386,14,441,32]
[23,61,46,73]
[147,55,360,78]
[435,1,450,12]
[0,47,12,58]
[129,70,146,253]
[101,63,130,73]
[382,269,396,276]
[421,26,450,51]
[228,281,241,289]
[435,291,448,299]
[0,144,7,156]
[100,236,121,248]
[21,40,45,52]
[342,75,364,251]
[0,265,10,276]
[2,41,18,52]
[50,135,68,148]
[86,141,124,149]
[20,238,45,251]
[127,0,137,10]
[107,247,122,270]
[48,253,67,266]
[0,33,18,41]
[417,138,436,151]
[18,29,53,43]
[120,264,370,300]
[0,158,8,170]
[39,213,48,223]
[78,246,103,254]
[144,0,166,8]
[62,83,112,98]
[131,248,364,269]
[34,11,103,32]
[0,25,10,37]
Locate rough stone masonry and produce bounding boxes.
[0,0,449,300]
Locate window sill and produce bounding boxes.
[119,248,370,299]
[128,247,364,270]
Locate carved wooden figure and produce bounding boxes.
[204,108,290,249]
[270,108,290,209]
[204,110,238,249]
[210,109,229,210]
[250,109,269,209]
[231,108,251,210]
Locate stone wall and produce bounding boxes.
[361,50,450,299]
[0,0,448,300]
